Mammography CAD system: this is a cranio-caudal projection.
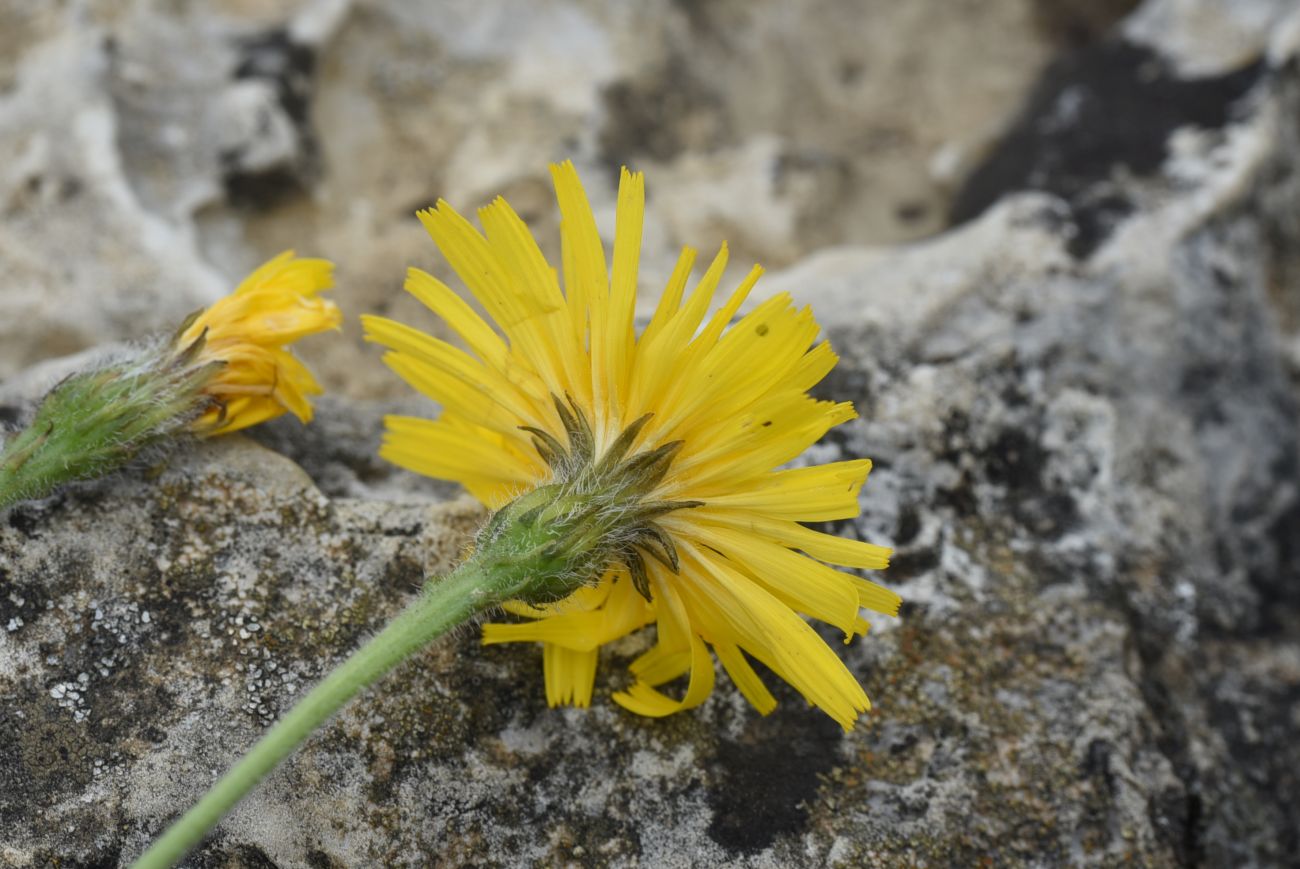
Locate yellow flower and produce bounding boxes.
[181,252,341,435]
[363,163,897,729]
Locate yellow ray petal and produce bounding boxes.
[482,574,651,652]
[684,508,894,573]
[681,542,870,729]
[551,161,608,410]
[599,168,644,417]
[418,201,568,394]
[694,459,872,521]
[627,567,694,686]
[684,522,863,638]
[788,340,839,393]
[478,198,587,399]
[380,415,539,488]
[651,293,821,444]
[612,632,715,718]
[544,644,599,708]
[183,251,337,434]
[638,246,697,348]
[714,642,777,716]
[632,246,730,435]
[362,314,548,430]
[404,267,509,369]
[503,576,615,619]
[685,263,764,360]
[671,398,857,490]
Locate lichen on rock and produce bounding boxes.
[3,0,1300,867]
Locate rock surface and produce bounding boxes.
[4,0,1300,867]
[0,0,1090,394]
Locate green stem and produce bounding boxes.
[131,560,502,869]
[132,465,607,867]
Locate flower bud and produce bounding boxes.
[0,252,337,510]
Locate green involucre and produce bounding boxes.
[0,344,221,511]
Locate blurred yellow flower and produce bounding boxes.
[364,163,897,729]
[182,252,340,434]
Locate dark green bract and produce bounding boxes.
[490,394,700,602]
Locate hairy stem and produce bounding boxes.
[131,561,507,868]
[131,445,641,867]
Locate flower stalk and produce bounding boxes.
[131,426,677,867]
[131,560,497,869]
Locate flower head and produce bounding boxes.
[179,252,340,434]
[363,163,897,729]
[0,251,339,512]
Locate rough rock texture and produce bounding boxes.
[4,0,1300,867]
[0,0,1088,393]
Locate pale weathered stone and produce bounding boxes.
[3,1,1299,867]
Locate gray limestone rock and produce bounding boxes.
[3,0,1300,867]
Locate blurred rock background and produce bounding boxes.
[3,0,1300,866]
[0,0,1124,394]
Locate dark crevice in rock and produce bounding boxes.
[1079,737,1116,795]
[1256,495,1300,620]
[599,61,726,170]
[234,30,315,128]
[1261,61,1300,339]
[305,849,348,869]
[888,543,941,581]
[221,161,308,212]
[950,40,1267,258]
[247,397,455,500]
[981,425,1080,539]
[1028,0,1141,51]
[222,28,320,210]
[32,845,124,869]
[893,505,921,546]
[7,503,43,537]
[1206,676,1300,859]
[1116,105,1300,864]
[706,697,841,853]
[1113,592,1205,867]
[194,842,283,868]
[1177,220,1300,635]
